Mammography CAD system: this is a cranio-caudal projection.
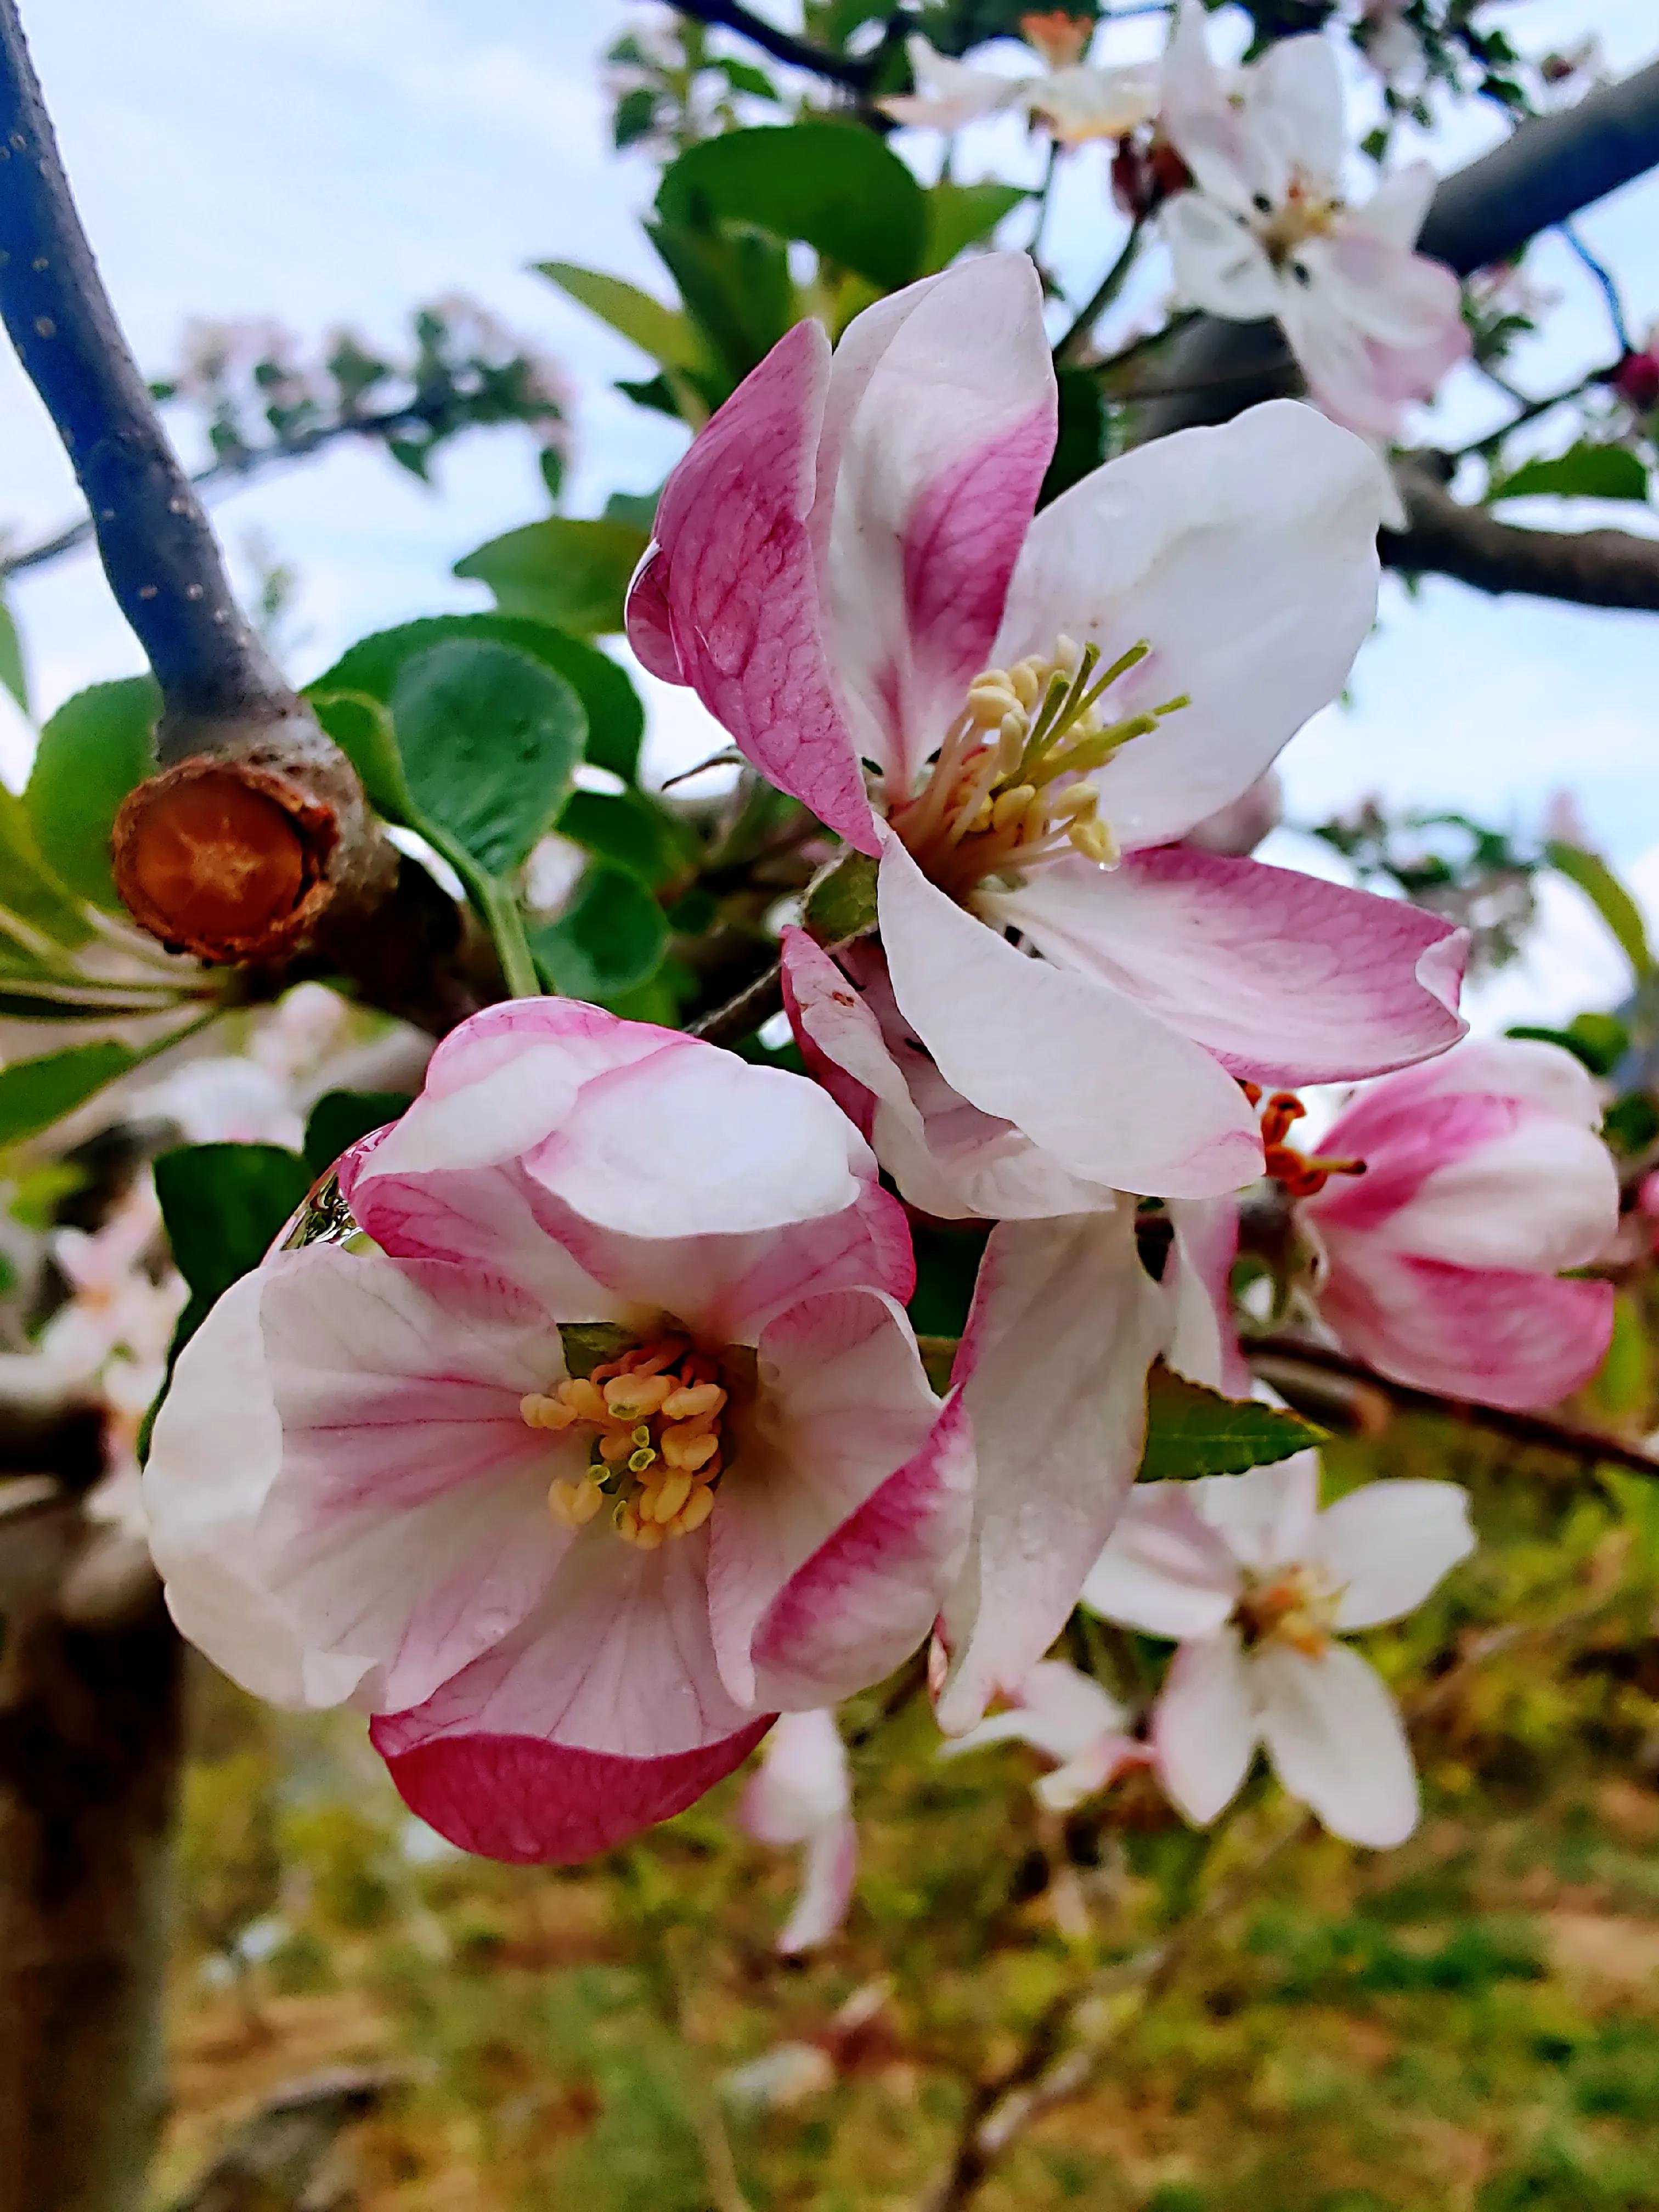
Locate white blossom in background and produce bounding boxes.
[1085,1455,1475,1847]
[939,1657,1148,1811]
[881,24,1159,144]
[740,1707,859,1954]
[1159,4,1470,437]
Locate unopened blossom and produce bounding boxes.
[1085,1454,1474,1846]
[740,1707,857,1952]
[632,251,1466,1206]
[1160,6,1470,437]
[881,27,1159,145]
[145,1001,978,1864]
[940,1657,1148,1810]
[1297,1039,1618,1410]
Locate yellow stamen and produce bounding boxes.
[675,1483,716,1535]
[521,1392,577,1430]
[661,1425,720,1472]
[662,1381,725,1421]
[603,1371,674,1420]
[651,1471,694,1524]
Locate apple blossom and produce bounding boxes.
[881,31,1160,146]
[1296,1039,1618,1410]
[940,1657,1148,1811]
[740,1707,857,1953]
[631,251,1467,1202]
[1085,1454,1475,1846]
[144,1000,978,1864]
[1159,5,1470,438]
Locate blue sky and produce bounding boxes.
[2,0,1656,957]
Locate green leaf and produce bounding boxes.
[454,517,651,637]
[657,122,927,290]
[558,1321,639,1378]
[1547,840,1654,978]
[802,847,878,943]
[557,787,698,890]
[922,179,1028,273]
[302,1088,413,1180]
[1489,442,1649,505]
[530,865,668,1002]
[0,782,93,949]
[312,614,645,784]
[0,590,27,717]
[24,678,159,909]
[0,1040,138,1147]
[535,261,702,371]
[1039,366,1108,510]
[646,217,796,396]
[153,1141,314,1373]
[1604,1090,1659,1156]
[1506,1012,1628,1077]
[613,85,660,150]
[310,691,416,823]
[717,56,779,99]
[1139,1364,1325,1482]
[390,640,588,880]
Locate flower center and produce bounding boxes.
[1246,1085,1367,1200]
[521,1334,739,1549]
[1251,173,1341,267]
[1020,8,1092,67]
[1234,1561,1339,1657]
[889,635,1187,899]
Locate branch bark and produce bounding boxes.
[670,0,880,92]
[1382,459,1659,611]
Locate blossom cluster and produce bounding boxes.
[144,246,1617,1887]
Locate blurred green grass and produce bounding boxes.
[155,1419,1659,2211]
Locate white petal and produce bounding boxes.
[1347,162,1437,252]
[1152,1629,1257,1826]
[1161,191,1280,321]
[1312,1480,1475,1629]
[1192,1453,1322,1573]
[1082,1483,1239,1639]
[1254,1641,1419,1848]
[1248,35,1346,192]
[942,1657,1130,1764]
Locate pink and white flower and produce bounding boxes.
[1299,1039,1618,1410]
[881,31,1160,145]
[143,1001,978,1864]
[631,251,1466,1203]
[740,1707,858,1952]
[1085,1454,1475,1846]
[1159,7,1470,437]
[940,1657,1148,1810]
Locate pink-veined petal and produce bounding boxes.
[879,834,1262,1200]
[710,1288,973,1709]
[1082,1482,1240,1639]
[992,402,1384,850]
[988,848,1468,1086]
[1254,1640,1418,1847]
[1312,1480,1475,1629]
[1324,1037,1604,1138]
[1192,1453,1323,1574]
[1314,1247,1615,1412]
[821,255,1056,797]
[936,1211,1169,1731]
[1153,1628,1257,1826]
[625,320,879,851]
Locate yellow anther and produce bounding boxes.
[1056,633,1080,669]
[651,1471,694,1523]
[632,1423,652,1447]
[603,1372,673,1419]
[662,1381,725,1421]
[634,1519,665,1551]
[1049,782,1098,822]
[990,783,1037,832]
[521,1392,577,1431]
[561,1377,608,1423]
[1068,816,1120,865]
[599,1431,634,1465]
[1009,661,1043,707]
[548,1474,603,1526]
[661,1425,720,1472]
[675,1483,716,1536]
[628,1445,657,1474]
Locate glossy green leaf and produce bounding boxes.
[535,261,702,371]
[530,865,668,1003]
[646,217,796,396]
[1506,1011,1628,1077]
[1547,840,1654,978]
[390,640,587,881]
[1139,1363,1325,1482]
[24,677,159,910]
[922,179,1028,273]
[302,1088,413,1180]
[1489,442,1649,505]
[0,1040,138,1147]
[309,691,416,824]
[657,122,927,290]
[454,517,651,637]
[0,784,93,947]
[557,787,698,890]
[0,591,27,717]
[312,614,644,783]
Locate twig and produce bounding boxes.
[687,957,784,1047]
[1447,363,1613,462]
[1560,218,1634,355]
[1246,1332,1659,1477]
[1053,219,1145,367]
[672,0,881,92]
[1381,458,1659,613]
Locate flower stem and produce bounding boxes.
[1054,218,1146,366]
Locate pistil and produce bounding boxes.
[1235,1561,1339,1658]
[1245,1085,1367,1200]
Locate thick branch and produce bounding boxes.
[672,0,878,91]
[1381,461,1659,610]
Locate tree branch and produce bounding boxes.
[1381,460,1659,610]
[671,1,879,92]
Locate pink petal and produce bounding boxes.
[625,320,879,853]
[936,1211,1169,1732]
[1082,1483,1239,1640]
[709,1288,974,1708]
[1166,1197,1251,1396]
[1325,1037,1604,1136]
[781,929,1120,1220]
[1311,1479,1475,1630]
[1316,1248,1615,1412]
[990,848,1468,1087]
[1152,1628,1257,1826]
[374,1721,772,1865]
[740,1707,851,1845]
[1254,1641,1418,1848]
[818,255,1055,797]
[991,402,1383,851]
[879,833,1262,1200]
